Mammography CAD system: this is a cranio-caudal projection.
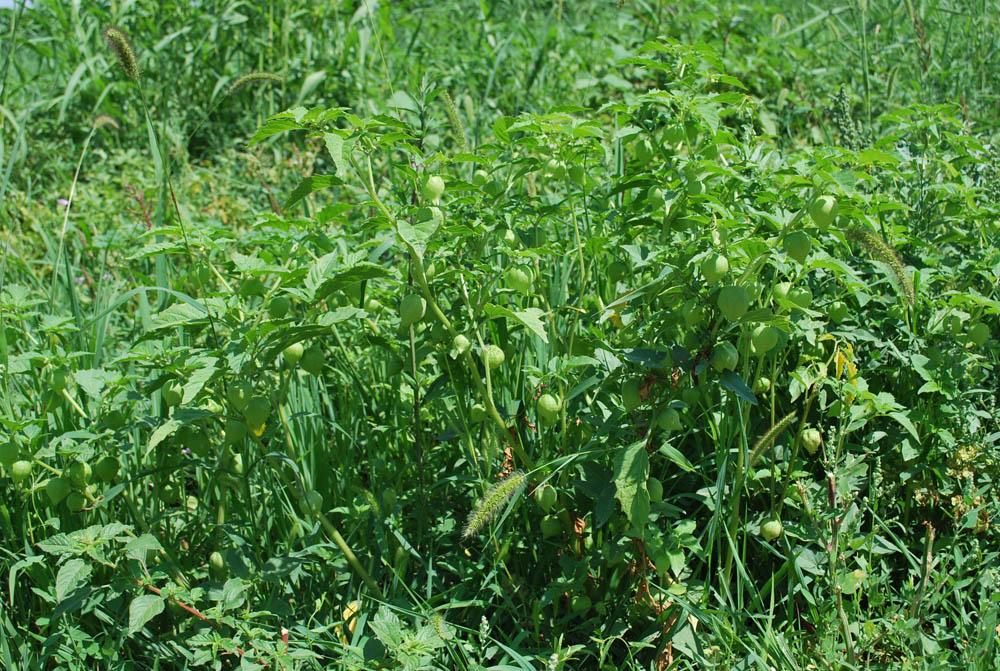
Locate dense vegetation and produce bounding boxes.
[2,1,999,668]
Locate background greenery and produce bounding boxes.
[1,0,998,669]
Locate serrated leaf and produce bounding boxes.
[55,559,91,601]
[283,175,342,211]
[128,594,164,635]
[183,358,218,404]
[889,411,920,442]
[249,117,302,145]
[613,442,649,531]
[125,534,164,561]
[73,368,118,399]
[397,216,440,259]
[483,304,549,343]
[318,307,368,326]
[149,302,207,331]
[323,133,351,175]
[146,419,181,458]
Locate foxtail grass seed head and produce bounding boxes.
[93,114,120,131]
[442,90,469,154]
[103,26,140,81]
[462,471,527,538]
[749,411,798,468]
[228,71,283,95]
[846,226,915,307]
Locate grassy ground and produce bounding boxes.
[1,1,999,669]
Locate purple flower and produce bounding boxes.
[102,272,114,281]
[74,276,85,285]
[57,198,70,208]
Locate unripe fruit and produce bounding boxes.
[622,378,642,413]
[647,188,665,210]
[68,461,92,488]
[10,460,31,484]
[267,296,290,319]
[503,229,517,245]
[399,294,426,327]
[544,158,566,181]
[452,334,471,356]
[224,420,247,445]
[505,266,533,293]
[753,377,771,394]
[283,342,304,366]
[46,477,72,505]
[711,341,738,372]
[382,487,397,511]
[301,346,325,376]
[94,456,120,483]
[386,356,404,377]
[969,322,990,347]
[681,300,705,327]
[808,195,838,229]
[784,231,811,264]
[569,164,585,185]
[717,286,750,322]
[535,484,557,512]
[801,427,822,455]
[484,345,505,370]
[239,278,267,297]
[656,408,682,431]
[772,282,792,304]
[608,261,628,285]
[647,477,663,503]
[634,138,654,164]
[65,492,86,512]
[227,381,252,412]
[761,519,783,542]
[105,409,126,430]
[701,253,729,284]
[162,381,183,407]
[0,442,18,468]
[570,594,591,613]
[751,325,778,355]
[422,175,445,202]
[537,393,561,426]
[540,515,562,539]
[304,489,324,515]
[473,169,489,186]
[470,403,487,423]
[209,551,228,581]
[788,287,813,309]
[243,396,270,429]
[50,367,70,393]
[828,300,849,324]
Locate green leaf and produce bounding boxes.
[249,117,302,145]
[183,358,218,404]
[128,594,164,635]
[283,175,342,211]
[613,441,650,531]
[719,372,757,405]
[149,302,207,330]
[146,418,182,458]
[124,534,164,561]
[483,305,549,343]
[889,411,920,442]
[55,559,91,601]
[323,133,352,175]
[397,216,441,259]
